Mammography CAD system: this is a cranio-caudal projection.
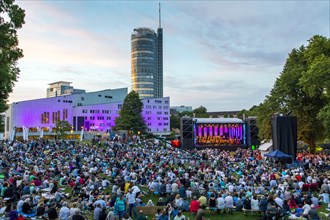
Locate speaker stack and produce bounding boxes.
[246,117,260,148]
[271,116,297,159]
[180,117,194,149]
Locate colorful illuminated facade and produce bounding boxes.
[4,87,170,139]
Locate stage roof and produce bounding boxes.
[193,118,244,124]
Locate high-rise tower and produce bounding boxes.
[131,4,163,99]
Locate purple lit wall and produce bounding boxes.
[5,94,170,136]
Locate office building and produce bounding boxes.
[131,4,163,99]
[46,81,85,98]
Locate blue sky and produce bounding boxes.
[9,1,329,111]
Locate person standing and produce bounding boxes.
[126,188,137,218]
[115,194,126,220]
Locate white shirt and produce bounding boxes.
[302,204,311,215]
[274,197,283,208]
[126,192,136,204]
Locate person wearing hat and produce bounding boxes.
[59,202,70,220]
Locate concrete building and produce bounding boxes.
[170,106,193,114]
[4,87,170,139]
[46,81,85,98]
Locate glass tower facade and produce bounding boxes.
[131,27,163,99]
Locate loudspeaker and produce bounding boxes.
[246,117,260,147]
[271,116,297,159]
[180,117,194,149]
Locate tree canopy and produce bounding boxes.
[0,0,25,113]
[170,105,209,130]
[249,35,330,152]
[113,90,147,134]
[55,120,72,140]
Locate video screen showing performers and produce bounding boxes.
[195,123,244,146]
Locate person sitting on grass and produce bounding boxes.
[173,210,187,220]
[266,202,278,220]
[243,196,251,215]
[195,204,206,220]
[190,196,200,215]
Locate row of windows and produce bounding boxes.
[144,105,169,110]
[89,116,111,120]
[147,128,168,132]
[147,122,169,126]
[89,123,112,127]
[82,109,112,114]
[62,100,73,103]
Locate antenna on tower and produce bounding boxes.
[159,2,161,28]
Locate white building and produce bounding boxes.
[4,87,170,139]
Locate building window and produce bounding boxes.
[163,117,168,120]
[81,97,84,100]
[164,112,168,115]
[62,109,68,120]
[156,111,162,115]
[41,112,50,124]
[147,123,151,126]
[118,104,122,110]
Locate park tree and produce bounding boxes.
[193,105,209,118]
[255,35,330,152]
[55,120,72,140]
[0,0,25,113]
[170,114,180,130]
[113,90,147,135]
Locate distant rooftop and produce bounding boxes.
[48,81,72,85]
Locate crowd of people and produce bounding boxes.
[0,137,329,220]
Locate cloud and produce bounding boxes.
[9,1,330,111]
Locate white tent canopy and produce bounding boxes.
[259,141,272,151]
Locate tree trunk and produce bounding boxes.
[308,138,316,153]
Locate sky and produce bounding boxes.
[8,0,330,111]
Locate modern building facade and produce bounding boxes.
[4,87,170,139]
[131,6,163,99]
[46,81,85,98]
[170,106,193,114]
